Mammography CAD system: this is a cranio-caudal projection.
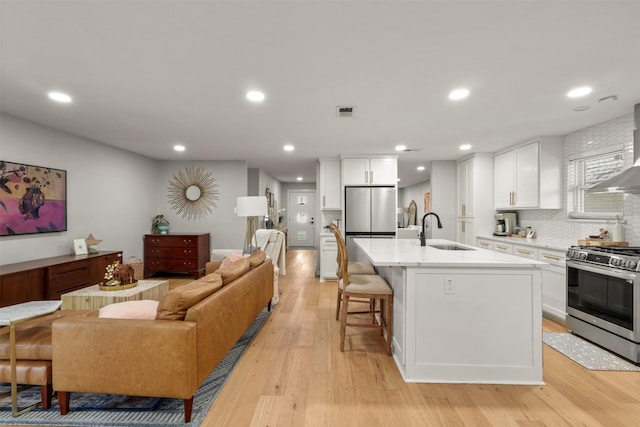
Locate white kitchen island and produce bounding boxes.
[353,238,546,385]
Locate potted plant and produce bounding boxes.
[152,214,170,234]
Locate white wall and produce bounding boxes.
[0,113,157,264]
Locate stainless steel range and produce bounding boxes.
[566,246,640,363]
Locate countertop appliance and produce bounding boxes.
[494,212,517,236]
[344,186,396,260]
[566,245,640,364]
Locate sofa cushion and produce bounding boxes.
[247,250,266,268]
[156,275,222,320]
[216,258,250,285]
[99,300,159,319]
[220,252,243,269]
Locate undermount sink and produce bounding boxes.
[428,244,475,251]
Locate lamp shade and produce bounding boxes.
[236,196,268,217]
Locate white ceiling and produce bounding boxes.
[1,1,639,188]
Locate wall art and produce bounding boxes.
[167,166,220,221]
[0,160,67,236]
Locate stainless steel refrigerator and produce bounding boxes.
[344,186,396,236]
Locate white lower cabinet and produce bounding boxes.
[476,237,567,324]
[319,236,338,282]
[538,249,567,323]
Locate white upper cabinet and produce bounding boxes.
[342,157,397,185]
[494,136,563,209]
[319,159,341,209]
[455,154,494,244]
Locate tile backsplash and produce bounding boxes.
[518,112,638,246]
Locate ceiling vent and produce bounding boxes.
[336,106,355,118]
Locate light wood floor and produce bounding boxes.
[202,249,640,427]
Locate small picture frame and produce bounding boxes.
[73,238,88,255]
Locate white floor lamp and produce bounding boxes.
[236,196,268,254]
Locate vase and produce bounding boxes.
[158,225,169,234]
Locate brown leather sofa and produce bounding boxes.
[48,253,272,422]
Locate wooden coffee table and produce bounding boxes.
[60,280,169,310]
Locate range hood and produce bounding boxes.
[588,103,640,194]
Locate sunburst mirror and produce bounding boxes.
[167,166,220,220]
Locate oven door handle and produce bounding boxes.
[566,260,637,282]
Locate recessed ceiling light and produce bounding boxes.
[567,86,592,98]
[459,144,472,151]
[48,91,72,103]
[246,90,265,102]
[448,88,469,100]
[417,166,425,171]
[573,105,590,112]
[283,144,295,152]
[296,177,303,181]
[395,144,407,152]
[173,144,185,152]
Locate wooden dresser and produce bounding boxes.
[0,251,122,308]
[143,233,210,279]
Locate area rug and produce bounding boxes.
[543,332,640,371]
[0,308,271,426]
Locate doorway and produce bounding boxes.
[288,190,315,248]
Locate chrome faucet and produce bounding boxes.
[420,212,443,246]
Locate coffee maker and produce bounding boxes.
[494,212,517,236]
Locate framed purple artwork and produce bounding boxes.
[0,161,67,236]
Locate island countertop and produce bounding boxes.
[353,238,547,268]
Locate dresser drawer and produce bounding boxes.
[145,236,199,248]
[145,247,198,258]
[145,258,199,271]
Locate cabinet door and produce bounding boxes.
[457,159,474,216]
[319,238,338,281]
[541,265,566,322]
[514,142,539,208]
[494,151,515,208]
[456,218,474,245]
[369,158,397,185]
[342,158,369,185]
[320,160,341,209]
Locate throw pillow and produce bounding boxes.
[247,250,266,268]
[99,300,159,319]
[220,252,243,269]
[156,276,222,320]
[216,257,250,285]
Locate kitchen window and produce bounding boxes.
[568,146,624,219]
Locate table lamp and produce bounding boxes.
[236,196,268,254]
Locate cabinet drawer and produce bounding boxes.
[145,247,198,258]
[476,238,494,250]
[538,249,566,267]
[513,245,538,259]
[48,260,92,294]
[145,258,199,271]
[493,242,513,254]
[145,236,199,248]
